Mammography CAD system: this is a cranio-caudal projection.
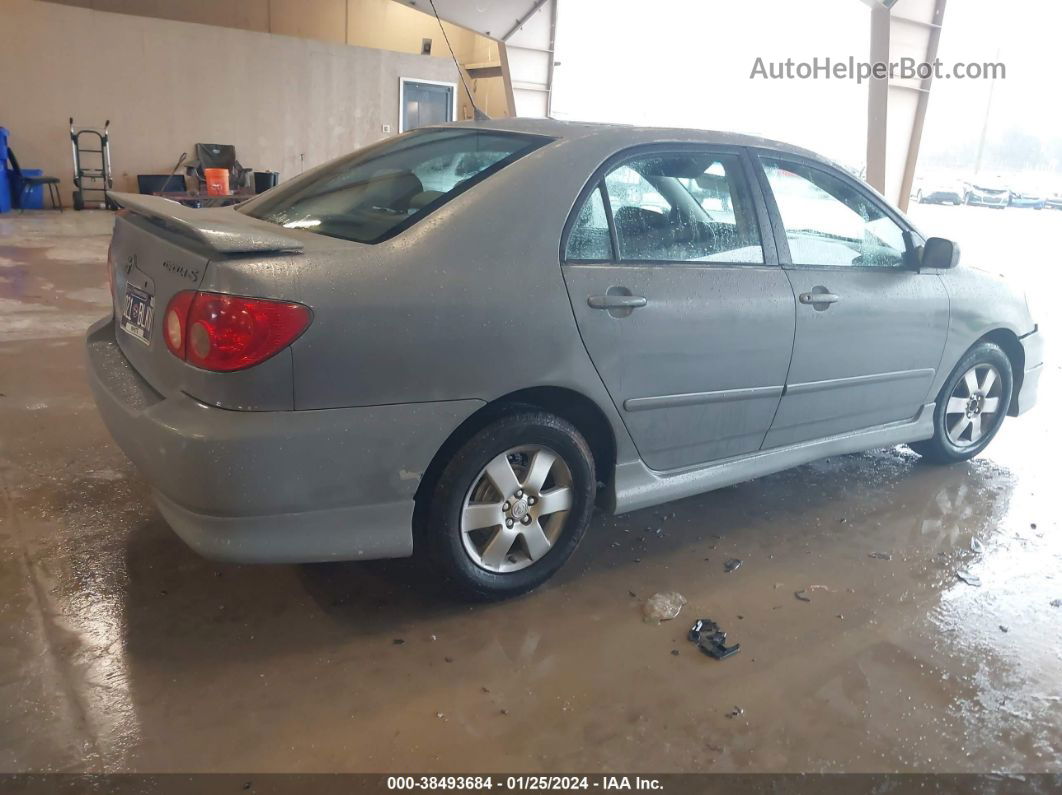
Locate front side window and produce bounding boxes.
[241,129,549,244]
[600,152,764,263]
[761,158,909,268]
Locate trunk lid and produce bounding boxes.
[106,193,307,408]
[109,211,213,396]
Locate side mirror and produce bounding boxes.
[922,237,961,269]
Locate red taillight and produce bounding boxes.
[164,290,196,358]
[162,291,311,372]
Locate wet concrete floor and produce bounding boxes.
[0,208,1059,773]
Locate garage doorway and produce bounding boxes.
[399,78,457,132]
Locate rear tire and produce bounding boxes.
[909,342,1012,464]
[424,410,596,601]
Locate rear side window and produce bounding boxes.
[563,150,764,264]
[565,186,612,260]
[241,128,549,244]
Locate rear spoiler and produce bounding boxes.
[107,192,304,254]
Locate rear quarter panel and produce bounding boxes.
[278,134,641,462]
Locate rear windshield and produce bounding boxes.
[240,128,550,244]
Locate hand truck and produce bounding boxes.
[69,117,114,210]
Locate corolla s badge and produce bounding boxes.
[162,260,200,282]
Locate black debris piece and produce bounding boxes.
[724,558,742,573]
[687,618,740,660]
[670,649,680,656]
[392,638,406,645]
[726,706,744,719]
[999,625,1009,633]
[1051,599,1062,608]
[868,552,892,560]
[794,590,812,602]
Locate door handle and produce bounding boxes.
[588,295,647,310]
[799,291,839,306]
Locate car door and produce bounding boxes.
[561,146,796,471]
[754,153,949,449]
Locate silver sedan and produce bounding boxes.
[87,119,1043,599]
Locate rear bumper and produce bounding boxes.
[85,318,483,563]
[152,491,413,563]
[1014,329,1044,416]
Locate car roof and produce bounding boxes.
[443,117,834,165]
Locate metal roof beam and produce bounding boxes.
[392,0,557,118]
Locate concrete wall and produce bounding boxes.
[42,0,513,119]
[1,0,465,195]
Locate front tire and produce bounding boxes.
[909,342,1012,464]
[424,410,596,601]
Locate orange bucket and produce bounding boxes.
[204,168,230,196]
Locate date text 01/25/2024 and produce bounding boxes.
[386,776,663,791]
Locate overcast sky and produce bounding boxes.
[923,0,1062,162]
[551,0,1061,173]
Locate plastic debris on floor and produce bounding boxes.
[687,618,740,660]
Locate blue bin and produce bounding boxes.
[12,168,44,209]
[0,127,10,213]
[0,169,10,214]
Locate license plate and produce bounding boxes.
[120,284,154,344]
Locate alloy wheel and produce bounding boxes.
[944,364,1003,447]
[460,445,574,573]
